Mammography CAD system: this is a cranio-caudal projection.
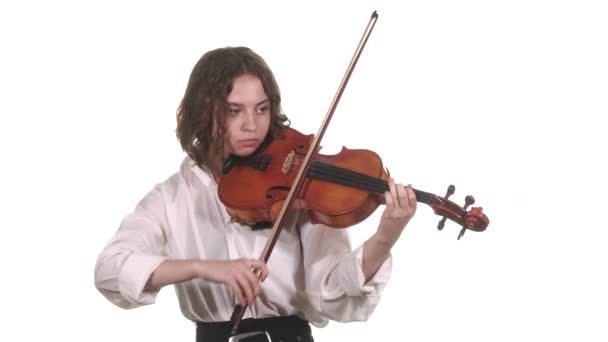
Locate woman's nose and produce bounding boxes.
[241,112,256,131]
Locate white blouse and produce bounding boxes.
[94,157,392,327]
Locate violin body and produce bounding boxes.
[218,127,489,237]
[218,127,389,228]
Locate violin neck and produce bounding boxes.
[308,160,437,206]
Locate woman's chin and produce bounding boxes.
[232,146,257,157]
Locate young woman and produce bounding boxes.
[94,46,417,342]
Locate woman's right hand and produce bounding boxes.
[197,259,268,306]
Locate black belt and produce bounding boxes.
[196,315,314,342]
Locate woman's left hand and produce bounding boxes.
[376,178,417,244]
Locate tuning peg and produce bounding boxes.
[437,185,456,231]
[463,195,475,210]
[444,184,455,199]
[457,227,467,240]
[437,217,447,231]
[456,197,476,240]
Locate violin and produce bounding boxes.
[225,11,489,335]
[218,126,489,240]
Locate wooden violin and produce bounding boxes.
[218,126,489,240]
[225,11,489,335]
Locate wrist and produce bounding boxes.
[190,259,206,279]
[368,232,397,252]
[372,227,401,247]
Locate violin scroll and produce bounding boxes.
[429,185,489,240]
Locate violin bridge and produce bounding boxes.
[282,150,296,175]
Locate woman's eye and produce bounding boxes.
[257,106,269,114]
[228,108,240,115]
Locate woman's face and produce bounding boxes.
[222,73,271,158]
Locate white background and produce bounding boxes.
[1,0,607,341]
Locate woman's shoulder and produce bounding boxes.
[152,157,214,192]
[139,157,216,207]
[178,156,214,185]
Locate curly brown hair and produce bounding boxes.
[176,46,289,177]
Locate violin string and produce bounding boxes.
[309,161,386,192]
[304,160,382,190]
[307,160,436,204]
[291,158,381,190]
[288,155,436,204]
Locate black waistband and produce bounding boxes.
[196,315,313,342]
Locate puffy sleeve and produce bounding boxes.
[298,215,392,323]
[94,184,170,309]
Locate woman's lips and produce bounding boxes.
[238,139,258,147]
